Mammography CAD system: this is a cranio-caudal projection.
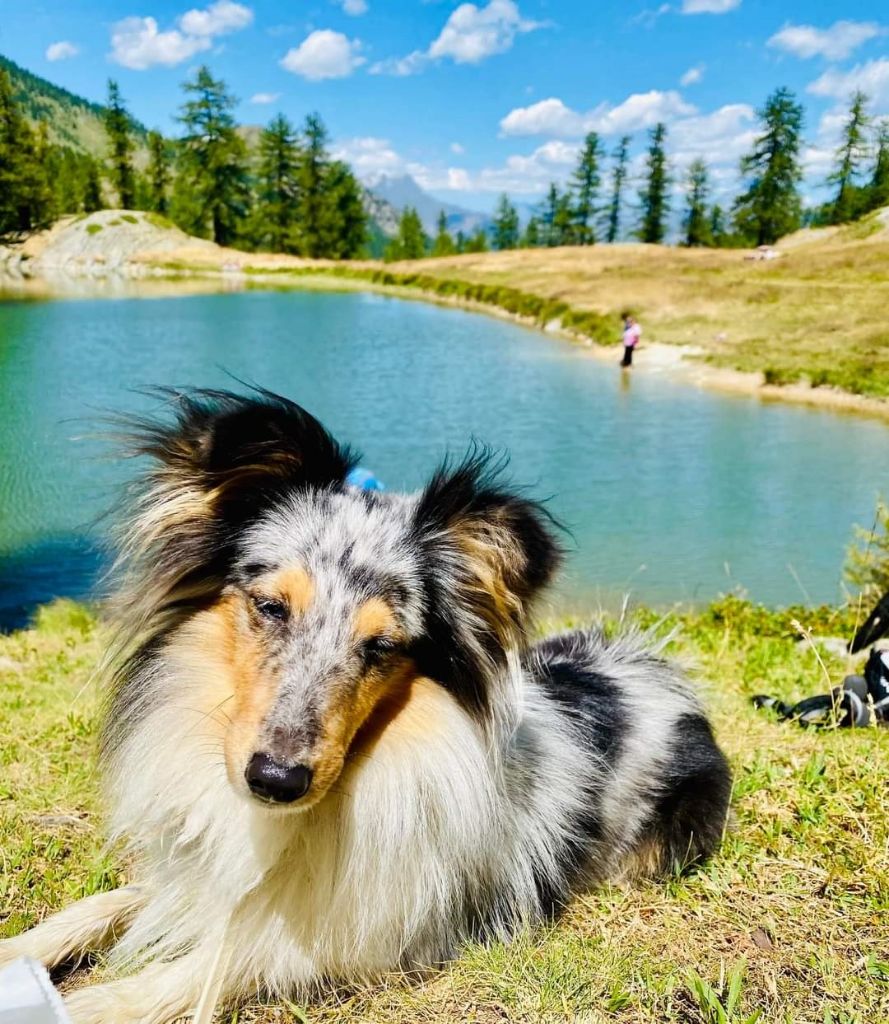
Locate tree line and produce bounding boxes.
[0,65,367,256]
[386,85,889,258]
[3,65,888,256]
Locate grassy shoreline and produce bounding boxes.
[2,597,887,1022]
[144,232,889,422]
[6,209,889,419]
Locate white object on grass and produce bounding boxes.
[0,957,72,1023]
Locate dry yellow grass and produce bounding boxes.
[379,226,889,399]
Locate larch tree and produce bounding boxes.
[176,66,250,246]
[104,80,136,209]
[867,120,889,213]
[606,135,631,244]
[145,130,171,215]
[253,113,301,252]
[829,91,871,224]
[385,206,426,260]
[733,87,805,246]
[683,158,711,247]
[638,123,670,244]
[432,210,456,256]
[492,193,520,250]
[571,131,601,244]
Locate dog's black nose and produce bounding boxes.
[245,753,312,804]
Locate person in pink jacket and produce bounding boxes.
[620,314,641,367]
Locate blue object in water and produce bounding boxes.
[346,467,384,492]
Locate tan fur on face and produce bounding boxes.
[263,566,315,615]
[352,597,397,642]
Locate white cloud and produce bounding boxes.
[369,50,429,76]
[429,0,543,63]
[337,0,368,14]
[372,0,543,75]
[808,58,889,107]
[332,137,406,178]
[669,103,756,166]
[281,29,365,80]
[250,92,280,104]
[109,2,252,69]
[681,0,740,13]
[499,90,696,138]
[110,16,211,69]
[768,21,881,61]
[179,0,253,36]
[632,4,672,29]
[680,64,704,86]
[46,41,79,61]
[499,97,587,137]
[450,142,465,154]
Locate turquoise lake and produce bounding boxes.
[1,286,887,628]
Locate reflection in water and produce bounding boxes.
[1,285,888,631]
[0,537,102,631]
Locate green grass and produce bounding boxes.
[2,596,887,1023]
[84,223,102,235]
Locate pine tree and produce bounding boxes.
[432,210,456,256]
[867,120,889,213]
[287,113,366,258]
[522,215,541,247]
[571,131,601,244]
[323,159,367,259]
[385,207,426,261]
[638,123,669,244]
[0,67,40,238]
[104,80,136,209]
[553,190,575,245]
[829,91,871,224]
[175,66,250,246]
[82,158,105,213]
[293,113,331,257]
[454,229,467,254]
[709,204,728,247]
[464,227,489,253]
[541,184,560,246]
[683,158,711,247]
[146,130,171,215]
[252,114,301,252]
[492,193,519,250]
[733,87,804,246]
[606,135,631,244]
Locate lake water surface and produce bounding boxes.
[1,286,887,629]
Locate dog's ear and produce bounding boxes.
[411,450,561,715]
[127,388,357,527]
[111,388,357,622]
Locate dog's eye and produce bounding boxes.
[252,596,289,622]
[363,636,399,662]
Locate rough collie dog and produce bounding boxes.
[0,389,731,1023]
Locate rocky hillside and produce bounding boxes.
[0,210,216,276]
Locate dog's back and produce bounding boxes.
[526,629,731,890]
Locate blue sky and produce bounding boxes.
[2,1,888,211]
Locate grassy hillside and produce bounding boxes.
[2,598,886,1022]
[377,211,889,400]
[0,53,147,154]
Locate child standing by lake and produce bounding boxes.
[621,315,641,367]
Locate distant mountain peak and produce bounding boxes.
[363,172,489,235]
